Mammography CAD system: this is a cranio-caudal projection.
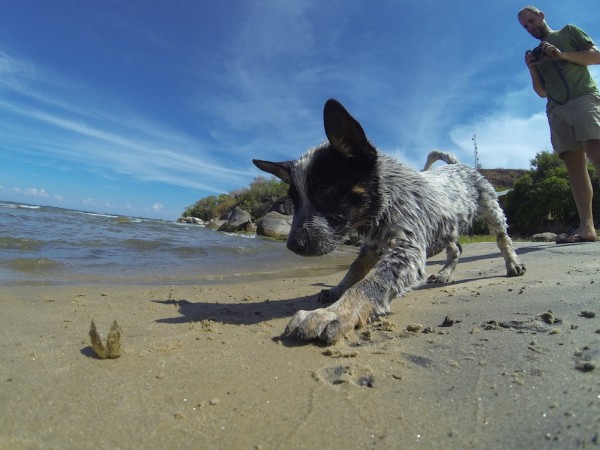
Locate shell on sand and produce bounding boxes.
[89,320,122,359]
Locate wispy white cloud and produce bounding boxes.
[12,187,50,198]
[2,99,246,182]
[191,0,350,158]
[0,51,254,194]
[449,112,550,169]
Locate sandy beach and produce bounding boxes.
[1,241,599,449]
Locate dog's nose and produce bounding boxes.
[287,228,308,255]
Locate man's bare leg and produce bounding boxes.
[561,144,598,240]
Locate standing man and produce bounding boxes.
[518,6,600,243]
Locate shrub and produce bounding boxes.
[182,176,288,221]
[504,151,599,236]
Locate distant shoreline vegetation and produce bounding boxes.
[182,176,288,222]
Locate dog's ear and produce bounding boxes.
[323,99,376,161]
[252,159,293,184]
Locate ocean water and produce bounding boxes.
[0,201,355,286]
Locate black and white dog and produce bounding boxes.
[253,99,525,345]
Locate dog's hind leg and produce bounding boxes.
[319,243,380,303]
[496,231,526,277]
[427,240,462,283]
[479,195,526,277]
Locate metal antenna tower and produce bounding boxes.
[472,133,481,169]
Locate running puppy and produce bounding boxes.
[253,99,525,344]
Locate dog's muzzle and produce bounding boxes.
[287,226,337,256]
[287,227,310,255]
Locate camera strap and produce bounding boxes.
[546,59,570,105]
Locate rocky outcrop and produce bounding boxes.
[177,216,205,226]
[178,205,290,238]
[205,219,226,230]
[218,207,255,233]
[257,211,293,239]
[531,232,557,242]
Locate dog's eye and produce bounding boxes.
[318,185,337,199]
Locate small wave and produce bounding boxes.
[74,239,107,248]
[113,216,142,224]
[0,202,17,209]
[171,246,208,257]
[77,211,118,219]
[0,236,44,251]
[121,238,166,251]
[224,233,256,239]
[3,258,63,273]
[17,204,41,209]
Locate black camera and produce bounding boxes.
[528,44,545,62]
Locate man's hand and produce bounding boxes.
[539,41,600,66]
[540,41,562,59]
[524,41,561,66]
[524,45,548,98]
[524,50,538,69]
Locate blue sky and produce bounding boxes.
[1,1,600,220]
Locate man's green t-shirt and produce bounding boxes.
[537,24,599,105]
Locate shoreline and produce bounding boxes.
[1,241,599,449]
[0,245,360,288]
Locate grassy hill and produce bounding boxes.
[478,168,527,190]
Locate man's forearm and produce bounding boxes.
[529,68,547,98]
[558,47,600,66]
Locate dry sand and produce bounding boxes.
[1,241,599,449]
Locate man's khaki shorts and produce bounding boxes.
[546,93,600,154]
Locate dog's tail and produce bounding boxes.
[422,150,460,171]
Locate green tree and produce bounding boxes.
[181,176,288,222]
[183,195,216,221]
[505,151,599,236]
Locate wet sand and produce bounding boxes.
[1,242,599,449]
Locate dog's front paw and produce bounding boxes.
[507,262,526,277]
[285,308,347,345]
[427,273,450,284]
